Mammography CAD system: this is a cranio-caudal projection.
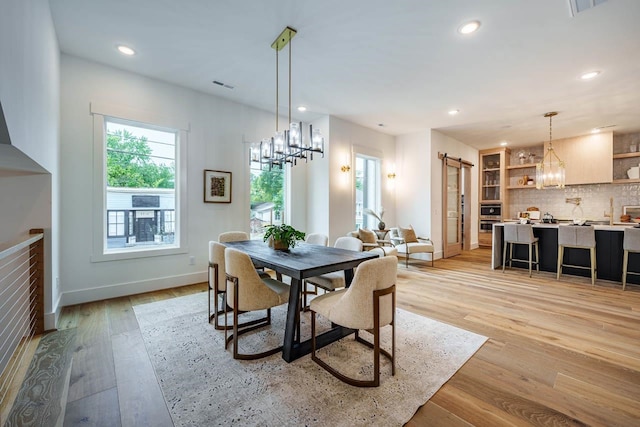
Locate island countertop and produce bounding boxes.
[491,223,640,285]
[499,221,638,232]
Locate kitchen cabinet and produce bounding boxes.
[479,148,508,248]
[479,147,509,203]
[551,132,613,185]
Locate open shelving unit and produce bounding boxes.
[506,163,537,189]
[612,150,640,183]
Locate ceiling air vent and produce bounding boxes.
[568,0,608,17]
[212,80,234,90]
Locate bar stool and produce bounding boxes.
[502,223,539,277]
[622,227,640,290]
[557,225,596,286]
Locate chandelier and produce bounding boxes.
[535,111,565,189]
[250,27,324,170]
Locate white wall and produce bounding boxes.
[323,116,396,244]
[395,131,432,243]
[395,130,479,259]
[59,55,289,305]
[0,0,60,329]
[305,116,331,236]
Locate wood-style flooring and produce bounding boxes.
[12,248,640,426]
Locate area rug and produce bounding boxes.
[134,292,486,426]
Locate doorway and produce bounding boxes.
[441,155,473,258]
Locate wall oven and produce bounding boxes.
[480,203,502,218]
[479,219,499,233]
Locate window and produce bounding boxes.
[107,211,125,237]
[355,154,381,230]
[249,165,286,240]
[91,103,188,261]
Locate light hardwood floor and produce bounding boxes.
[23,249,640,425]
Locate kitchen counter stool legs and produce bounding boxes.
[557,225,596,286]
[622,227,640,290]
[502,224,539,278]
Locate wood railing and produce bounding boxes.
[0,229,45,408]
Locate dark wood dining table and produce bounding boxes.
[224,240,379,362]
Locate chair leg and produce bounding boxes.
[405,250,409,267]
[509,242,513,268]
[311,287,395,387]
[590,247,596,286]
[502,241,508,273]
[535,242,540,273]
[622,250,629,291]
[528,243,533,278]
[557,245,564,280]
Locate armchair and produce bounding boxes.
[389,226,434,267]
[347,229,398,257]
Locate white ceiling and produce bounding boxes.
[49,0,640,150]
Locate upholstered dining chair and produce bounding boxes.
[218,230,275,277]
[300,233,329,310]
[310,256,397,387]
[389,226,435,267]
[209,239,271,329]
[302,236,363,309]
[218,231,249,243]
[305,233,329,246]
[224,247,290,360]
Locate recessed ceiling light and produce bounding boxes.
[448,109,459,116]
[117,45,136,56]
[297,106,307,112]
[378,123,385,127]
[458,21,481,35]
[500,141,508,146]
[580,71,600,80]
[591,128,601,134]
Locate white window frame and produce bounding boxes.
[90,102,188,262]
[353,146,383,230]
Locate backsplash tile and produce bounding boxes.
[509,183,640,221]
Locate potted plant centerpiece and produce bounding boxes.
[263,224,306,250]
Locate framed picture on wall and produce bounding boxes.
[204,170,232,203]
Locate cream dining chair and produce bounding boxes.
[310,256,397,387]
[218,231,249,243]
[209,231,270,329]
[302,236,363,309]
[224,247,290,360]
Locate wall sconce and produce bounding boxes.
[387,172,396,179]
[341,164,351,173]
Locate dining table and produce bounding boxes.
[224,239,379,362]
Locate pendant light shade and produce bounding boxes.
[535,112,565,189]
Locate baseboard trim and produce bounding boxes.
[60,271,207,307]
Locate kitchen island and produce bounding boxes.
[491,222,640,284]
